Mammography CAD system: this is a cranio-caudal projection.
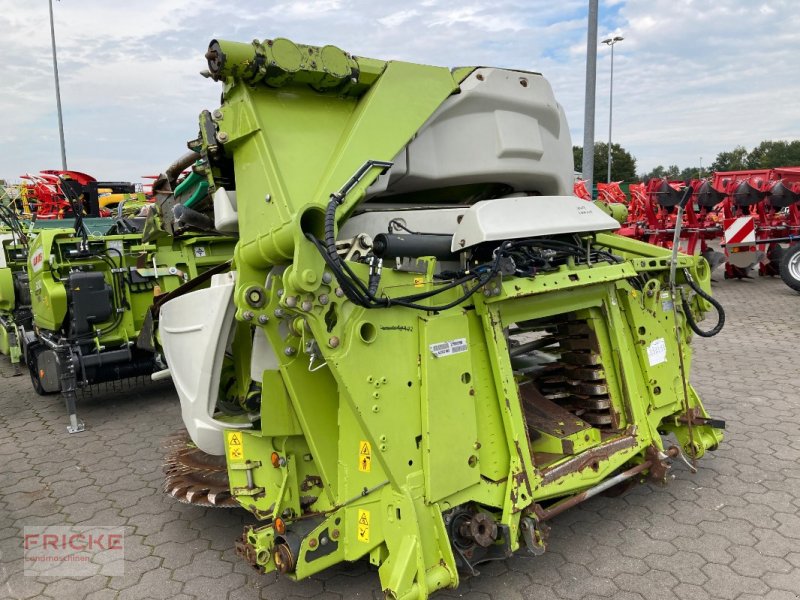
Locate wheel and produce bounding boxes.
[765,244,785,277]
[27,347,57,396]
[779,244,800,292]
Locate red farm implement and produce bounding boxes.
[574,167,800,279]
[19,170,96,218]
[18,170,148,219]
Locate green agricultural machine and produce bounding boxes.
[0,184,29,366]
[158,37,726,599]
[0,184,125,371]
[0,233,29,367]
[19,168,236,434]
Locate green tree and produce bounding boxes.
[573,142,637,184]
[746,140,800,169]
[678,166,703,180]
[640,165,666,180]
[640,164,696,181]
[711,145,748,172]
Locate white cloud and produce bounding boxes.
[377,9,419,28]
[0,0,798,182]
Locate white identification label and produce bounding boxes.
[429,338,468,358]
[194,246,207,257]
[647,338,667,366]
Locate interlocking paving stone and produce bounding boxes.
[1,276,798,599]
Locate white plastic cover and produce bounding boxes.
[451,195,621,251]
[159,271,250,455]
[213,187,239,233]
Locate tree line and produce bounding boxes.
[574,139,800,184]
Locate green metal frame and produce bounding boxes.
[189,37,724,600]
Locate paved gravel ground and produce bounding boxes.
[1,275,799,600]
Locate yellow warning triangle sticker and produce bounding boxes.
[358,512,369,525]
[360,442,370,455]
[230,433,241,445]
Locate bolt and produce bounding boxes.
[319,536,329,546]
[242,310,254,321]
[274,308,285,318]
[380,377,387,384]
[247,287,265,307]
[322,272,333,284]
[372,405,379,413]
[372,392,380,399]
[380,435,387,442]
[302,269,317,284]
[334,287,344,298]
[212,109,223,120]
[301,301,313,312]
[217,131,229,143]
[483,288,491,297]
[319,294,329,305]
[331,529,340,539]
[258,315,269,325]
[459,239,466,247]
[285,296,297,308]
[265,194,271,203]
[284,347,296,356]
[380,444,387,452]
[328,336,340,348]
[308,538,318,549]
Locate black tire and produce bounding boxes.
[779,244,800,292]
[766,244,785,277]
[27,347,57,396]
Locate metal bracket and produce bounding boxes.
[520,517,547,556]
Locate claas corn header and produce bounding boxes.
[159,37,725,599]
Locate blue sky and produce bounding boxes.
[1,0,798,182]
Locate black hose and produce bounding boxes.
[681,268,725,337]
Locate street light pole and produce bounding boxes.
[581,0,599,192]
[602,35,623,183]
[48,0,68,170]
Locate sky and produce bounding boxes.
[0,0,798,183]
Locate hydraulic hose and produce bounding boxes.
[681,268,725,337]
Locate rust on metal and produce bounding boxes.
[510,439,533,512]
[300,475,323,492]
[539,435,637,485]
[645,445,671,482]
[162,430,238,508]
[537,459,653,521]
[519,383,591,438]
